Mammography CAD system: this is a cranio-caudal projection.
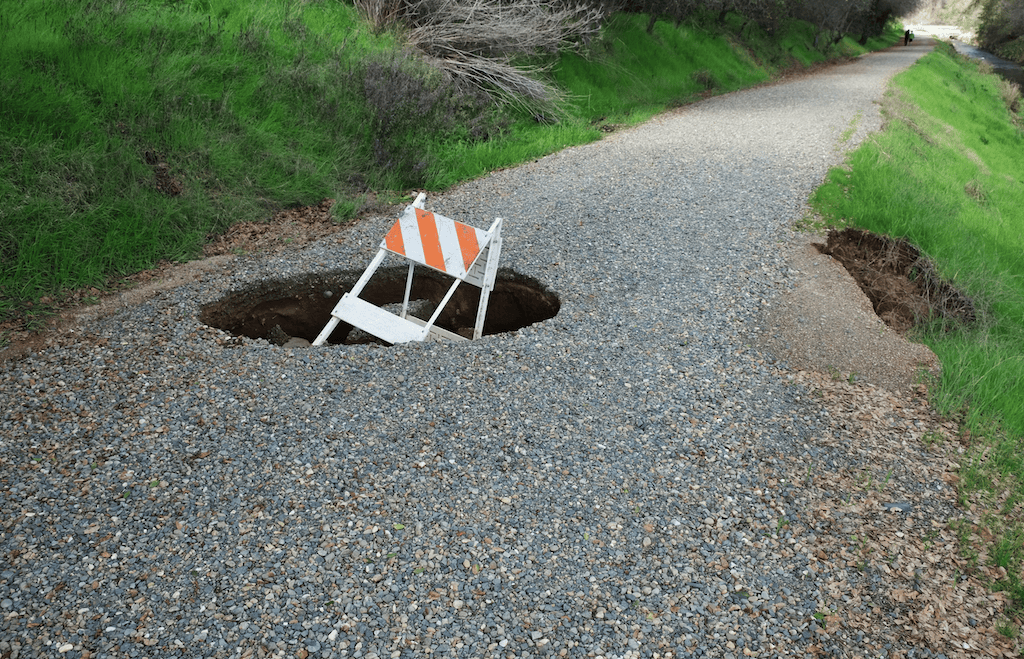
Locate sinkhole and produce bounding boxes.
[199,268,560,347]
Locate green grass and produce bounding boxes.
[810,42,1024,613]
[1,0,381,303]
[553,13,772,123]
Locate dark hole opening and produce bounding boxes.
[199,267,560,346]
[817,228,976,333]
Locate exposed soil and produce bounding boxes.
[201,198,347,258]
[820,227,976,333]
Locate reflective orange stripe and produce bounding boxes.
[455,222,481,271]
[415,208,445,271]
[384,221,405,255]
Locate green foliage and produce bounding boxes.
[551,13,771,125]
[994,35,1024,66]
[974,0,1024,64]
[777,18,829,66]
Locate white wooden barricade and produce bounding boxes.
[312,194,503,346]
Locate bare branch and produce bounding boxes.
[357,0,606,113]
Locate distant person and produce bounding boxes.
[904,29,911,46]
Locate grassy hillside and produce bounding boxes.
[811,42,1024,614]
[0,0,376,304]
[0,0,900,328]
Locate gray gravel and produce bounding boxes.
[2,47,936,658]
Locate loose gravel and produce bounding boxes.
[1,46,953,659]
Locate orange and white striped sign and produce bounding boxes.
[382,205,488,279]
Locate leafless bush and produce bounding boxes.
[400,0,603,56]
[356,0,605,112]
[997,78,1021,114]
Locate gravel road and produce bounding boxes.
[2,43,976,659]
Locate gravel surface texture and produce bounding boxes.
[4,42,998,659]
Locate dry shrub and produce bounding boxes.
[356,0,605,113]
[354,0,403,33]
[997,78,1021,115]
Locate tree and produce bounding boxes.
[973,0,1024,60]
[795,0,921,48]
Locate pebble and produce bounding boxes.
[0,47,937,659]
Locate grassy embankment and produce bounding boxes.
[0,0,900,336]
[811,42,1024,621]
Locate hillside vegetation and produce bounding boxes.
[0,0,902,325]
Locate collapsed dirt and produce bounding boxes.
[819,228,976,333]
[199,268,561,346]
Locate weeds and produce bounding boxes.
[996,618,1019,639]
[996,78,1021,117]
[839,111,861,144]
